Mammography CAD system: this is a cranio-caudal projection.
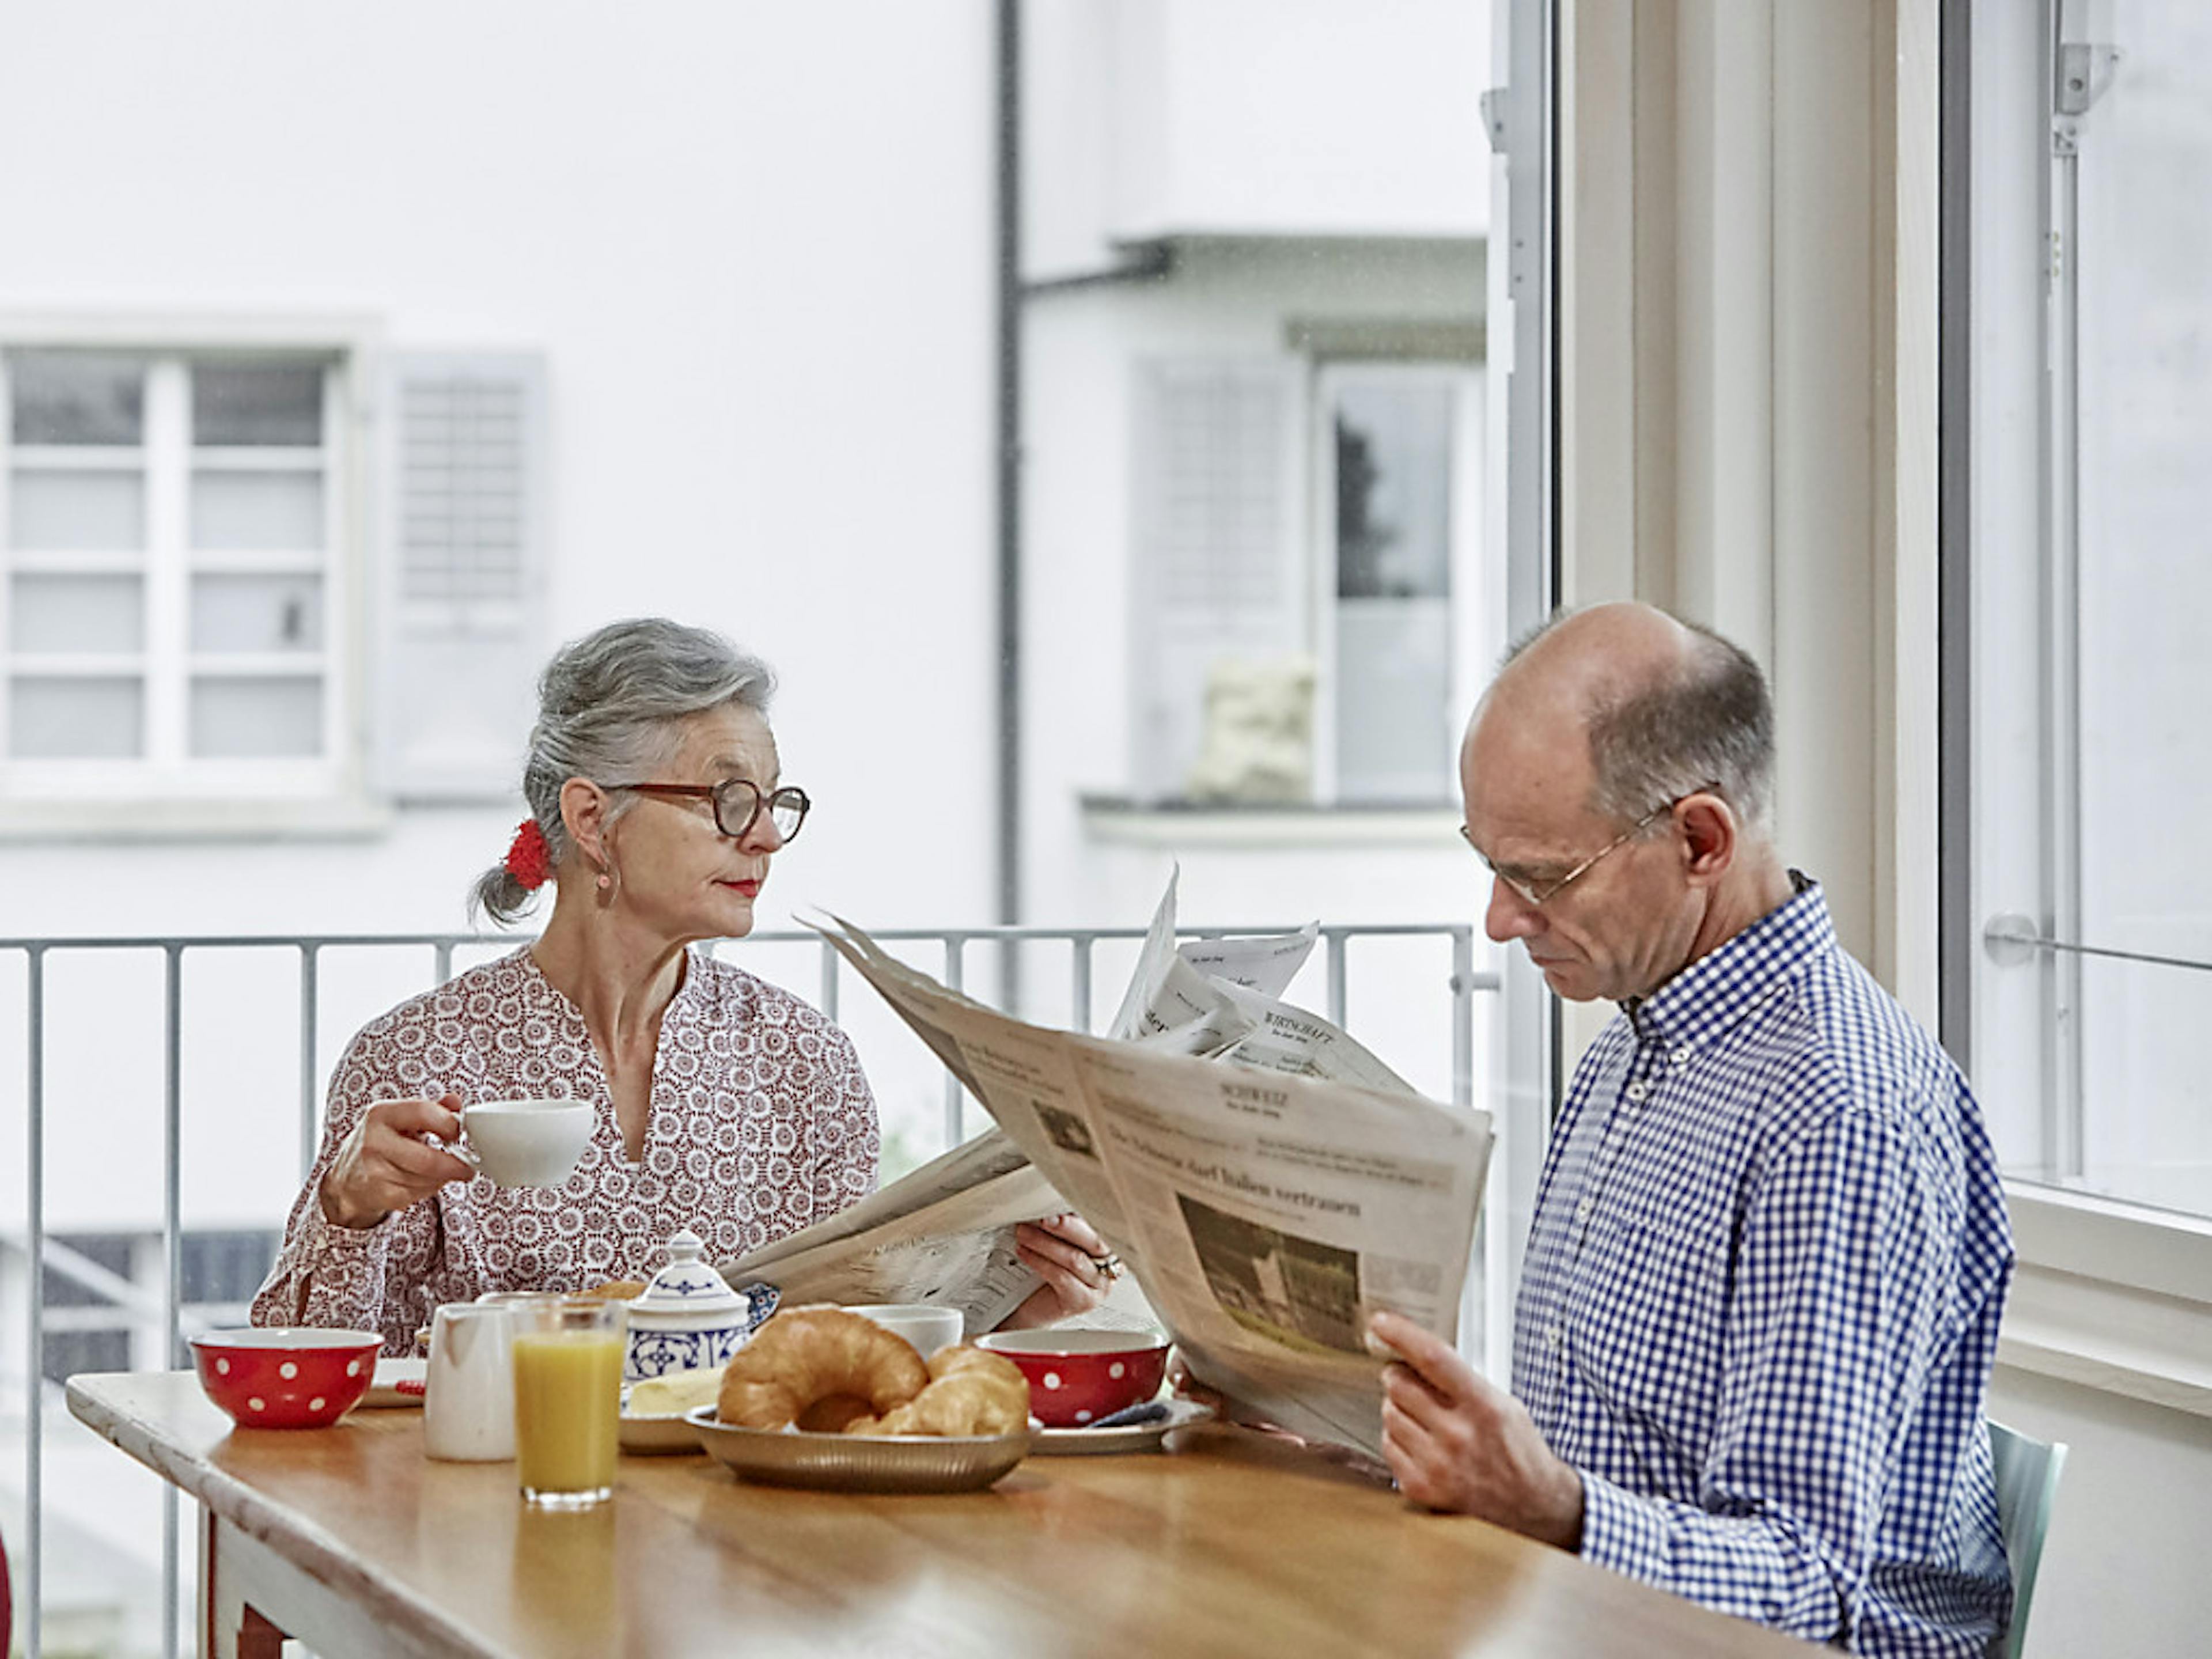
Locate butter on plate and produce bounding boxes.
[626,1364,726,1418]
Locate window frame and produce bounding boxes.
[1944,0,2212,1419]
[0,313,382,836]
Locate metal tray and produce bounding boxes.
[684,1408,1032,1493]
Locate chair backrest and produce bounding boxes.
[1987,1419,2067,1659]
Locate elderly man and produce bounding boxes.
[1370,604,2013,1654]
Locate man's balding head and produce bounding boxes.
[1469,603,1775,834]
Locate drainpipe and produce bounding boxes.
[995,0,1023,976]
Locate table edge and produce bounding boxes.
[67,1373,501,1659]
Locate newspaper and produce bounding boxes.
[1108,869,1415,1093]
[721,1127,1059,1334]
[812,907,1494,1461]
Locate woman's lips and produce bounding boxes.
[721,879,762,897]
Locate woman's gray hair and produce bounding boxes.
[471,618,776,925]
[1503,611,1776,835]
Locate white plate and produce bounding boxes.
[357,1357,427,1409]
[620,1410,704,1455]
[1031,1398,1212,1456]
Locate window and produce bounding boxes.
[1960,1,2212,1220]
[1,344,356,806]
[1128,347,1486,808]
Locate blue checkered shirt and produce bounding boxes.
[1513,877,2014,1654]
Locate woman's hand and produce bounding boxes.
[998,1211,1118,1330]
[318,1093,478,1230]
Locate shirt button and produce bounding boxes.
[1625,1081,1649,1103]
[1547,1323,1565,1351]
[1574,1198,1593,1225]
[1671,1047,1691,1067]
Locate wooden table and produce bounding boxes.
[69,1372,1810,1658]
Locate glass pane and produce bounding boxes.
[10,572,143,653]
[1335,597,1453,800]
[2079,953,2212,1216]
[9,676,142,757]
[193,362,324,447]
[189,675,323,757]
[190,573,323,653]
[7,350,144,445]
[1334,382,1453,600]
[2069,0,2212,1211]
[7,467,146,551]
[190,471,323,551]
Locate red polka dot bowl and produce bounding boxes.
[974,1328,1171,1427]
[188,1328,383,1429]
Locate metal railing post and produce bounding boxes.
[1325,929,1349,1028]
[1069,935,1094,1035]
[162,942,184,1659]
[818,939,839,1022]
[298,944,321,1181]
[942,936,967,1147]
[26,944,46,1659]
[1450,926,1475,1112]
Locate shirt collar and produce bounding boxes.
[1623,870,1832,1054]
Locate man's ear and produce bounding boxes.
[559,778,612,872]
[1677,794,1738,888]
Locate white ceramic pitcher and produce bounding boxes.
[424,1302,516,1461]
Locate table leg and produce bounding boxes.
[200,1507,295,1659]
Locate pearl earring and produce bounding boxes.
[597,871,612,892]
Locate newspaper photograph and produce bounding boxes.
[810,903,1493,1460]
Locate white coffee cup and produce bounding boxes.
[456,1099,593,1188]
[849,1302,963,1358]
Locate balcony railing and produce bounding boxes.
[2,921,1498,1659]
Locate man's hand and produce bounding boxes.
[998,1211,1116,1329]
[318,1094,478,1229]
[1371,1309,1586,1548]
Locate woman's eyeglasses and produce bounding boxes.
[614,779,810,842]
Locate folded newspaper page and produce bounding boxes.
[1109,869,1416,1092]
[813,910,1494,1460]
[719,1127,1058,1334]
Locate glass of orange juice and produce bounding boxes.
[510,1296,626,1508]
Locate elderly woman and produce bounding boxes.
[252,618,1110,1353]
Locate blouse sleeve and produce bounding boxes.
[812,1022,881,1219]
[248,1031,448,1357]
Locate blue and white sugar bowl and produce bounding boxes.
[623,1229,775,1384]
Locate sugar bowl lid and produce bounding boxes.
[630,1229,748,1324]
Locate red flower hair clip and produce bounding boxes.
[504,819,554,891]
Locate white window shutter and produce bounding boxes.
[373,351,547,800]
[1128,358,1305,800]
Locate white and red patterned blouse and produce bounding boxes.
[251,946,879,1354]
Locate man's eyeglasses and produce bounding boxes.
[614,779,810,842]
[1460,783,1716,908]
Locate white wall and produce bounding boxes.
[0,0,998,938]
[0,0,1000,1225]
[1986,1365,2212,1658]
[1024,0,1491,279]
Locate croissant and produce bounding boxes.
[716,1308,929,1431]
[850,1344,1031,1438]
